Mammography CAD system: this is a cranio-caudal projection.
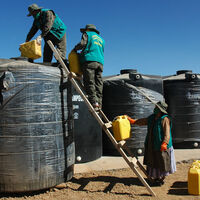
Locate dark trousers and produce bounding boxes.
[43,32,66,62]
[82,62,103,106]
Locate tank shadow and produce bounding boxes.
[0,189,48,198]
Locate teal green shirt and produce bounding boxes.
[34,9,66,40]
[80,31,105,65]
[147,114,172,150]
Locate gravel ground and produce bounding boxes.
[0,160,200,200]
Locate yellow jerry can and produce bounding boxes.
[188,160,200,195]
[19,40,42,60]
[68,51,82,75]
[112,115,131,141]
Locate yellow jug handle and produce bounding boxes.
[122,115,128,119]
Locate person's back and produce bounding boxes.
[80,31,104,65]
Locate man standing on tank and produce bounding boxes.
[25,4,67,63]
[72,24,105,110]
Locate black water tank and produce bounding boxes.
[163,70,200,148]
[72,87,102,163]
[0,59,75,192]
[102,69,163,155]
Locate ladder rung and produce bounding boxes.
[68,72,82,80]
[103,122,112,129]
[130,157,137,165]
[117,140,126,148]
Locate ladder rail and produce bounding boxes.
[103,128,156,196]
[47,40,156,197]
[47,40,106,128]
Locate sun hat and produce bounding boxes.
[155,101,168,114]
[80,24,100,34]
[27,4,42,17]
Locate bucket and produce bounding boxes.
[19,40,42,60]
[68,51,82,75]
[188,160,200,195]
[112,115,131,141]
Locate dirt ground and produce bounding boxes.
[0,160,200,200]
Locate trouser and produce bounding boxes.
[82,61,103,106]
[43,32,66,62]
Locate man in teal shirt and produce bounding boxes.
[26,4,66,63]
[73,24,105,110]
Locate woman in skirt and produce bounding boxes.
[127,101,176,186]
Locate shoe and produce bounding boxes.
[92,102,100,111]
[154,179,164,186]
[148,178,164,187]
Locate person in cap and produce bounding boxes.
[26,4,67,63]
[127,101,176,186]
[72,24,105,110]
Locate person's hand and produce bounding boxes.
[160,142,167,151]
[36,35,42,45]
[126,115,136,124]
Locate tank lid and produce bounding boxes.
[176,70,192,75]
[120,69,137,75]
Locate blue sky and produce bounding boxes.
[1,0,200,76]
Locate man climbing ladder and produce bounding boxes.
[47,40,157,197]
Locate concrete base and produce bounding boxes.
[74,149,200,174]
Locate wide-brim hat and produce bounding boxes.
[155,101,168,114]
[80,24,100,34]
[27,4,42,17]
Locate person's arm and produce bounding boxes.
[135,118,148,126]
[162,117,170,144]
[127,116,148,126]
[74,32,88,51]
[26,23,38,42]
[160,116,171,151]
[41,10,55,38]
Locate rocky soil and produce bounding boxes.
[0,160,199,200]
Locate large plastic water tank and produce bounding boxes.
[102,69,163,155]
[163,70,200,148]
[0,59,75,192]
[72,87,102,163]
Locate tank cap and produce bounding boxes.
[185,72,198,81]
[129,72,142,81]
[120,69,137,75]
[176,70,192,75]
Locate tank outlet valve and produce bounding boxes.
[76,156,82,162]
[137,149,142,155]
[193,142,199,148]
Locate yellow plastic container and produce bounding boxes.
[112,115,131,141]
[68,51,82,75]
[188,160,200,195]
[19,40,42,60]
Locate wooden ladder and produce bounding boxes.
[47,40,156,197]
